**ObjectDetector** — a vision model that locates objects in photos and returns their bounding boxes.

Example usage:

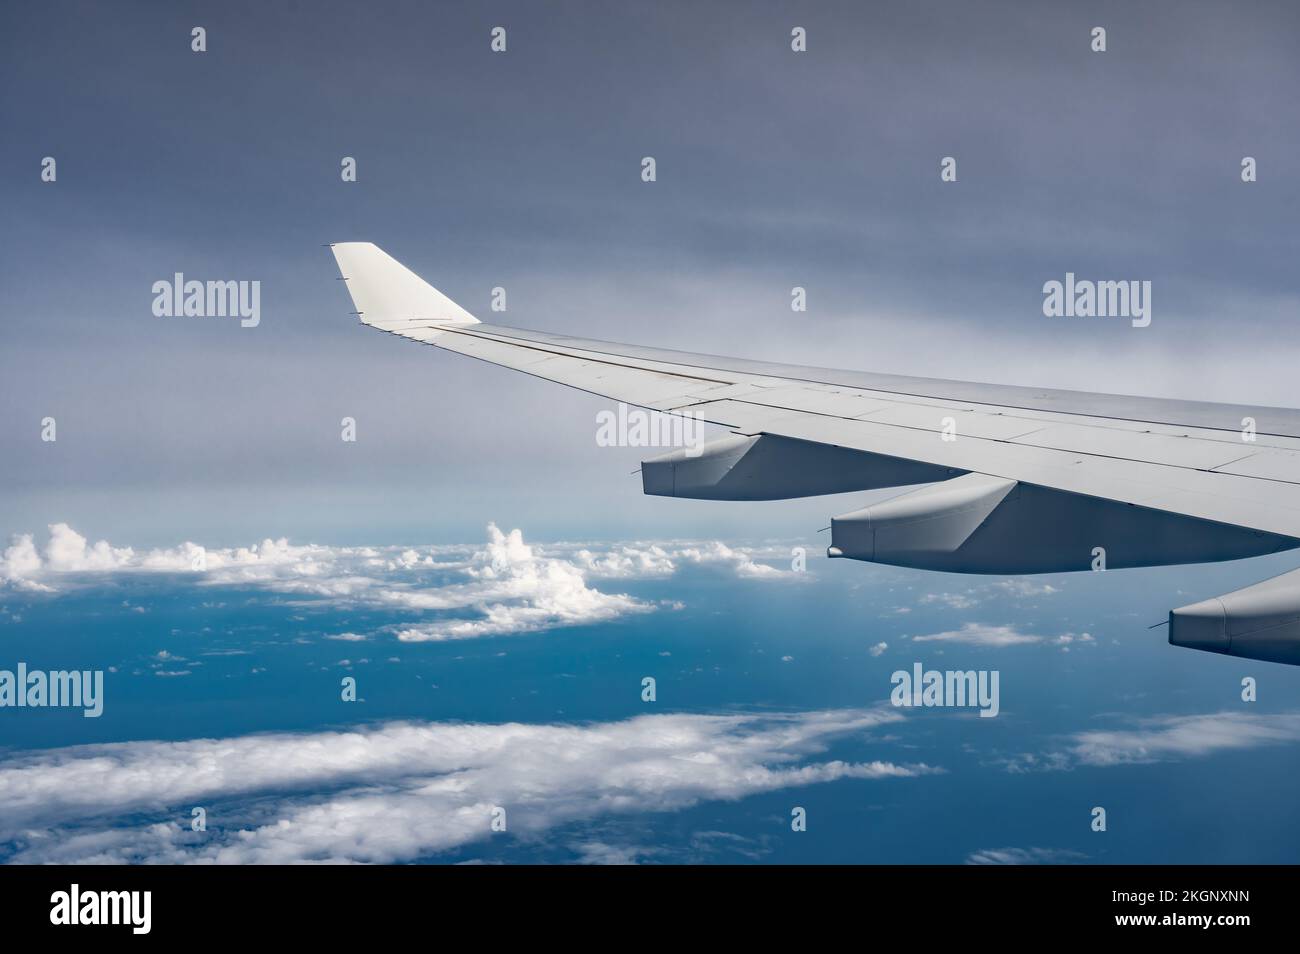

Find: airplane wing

[330,241,1300,665]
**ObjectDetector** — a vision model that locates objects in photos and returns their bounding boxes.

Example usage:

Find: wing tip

[328,241,480,329]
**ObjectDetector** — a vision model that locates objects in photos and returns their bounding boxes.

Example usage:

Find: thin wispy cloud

[1068,712,1300,767]
[965,847,1086,865]
[910,623,1093,650]
[912,623,1045,647]
[1001,711,1300,773]
[917,579,1061,612]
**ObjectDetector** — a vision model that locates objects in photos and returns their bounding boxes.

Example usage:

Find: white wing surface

[330,242,1300,664]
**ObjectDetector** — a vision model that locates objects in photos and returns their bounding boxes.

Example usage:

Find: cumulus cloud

[672,541,794,579]
[0,534,42,579]
[571,544,676,578]
[0,523,797,641]
[568,539,802,581]
[392,525,652,641]
[0,534,50,591]
[44,523,135,571]
[0,707,939,864]
[1,523,358,589]
[1,523,134,584]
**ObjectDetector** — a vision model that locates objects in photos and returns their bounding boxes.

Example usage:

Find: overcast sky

[2,0,1298,545]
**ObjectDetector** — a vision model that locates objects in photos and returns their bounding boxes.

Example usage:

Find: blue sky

[2,1,1300,864]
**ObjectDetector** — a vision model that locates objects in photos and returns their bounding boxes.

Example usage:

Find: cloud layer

[0,707,936,864]
[1,523,803,642]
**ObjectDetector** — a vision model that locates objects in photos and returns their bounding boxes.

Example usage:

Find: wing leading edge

[330,242,1300,665]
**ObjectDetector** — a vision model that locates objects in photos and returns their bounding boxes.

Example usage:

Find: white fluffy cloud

[0,534,47,590]
[0,707,939,864]
[1,523,135,585]
[0,533,42,578]
[571,544,677,578]
[44,523,134,571]
[565,539,803,581]
[393,525,651,641]
[0,523,800,641]
[671,541,794,579]
[1,523,350,585]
